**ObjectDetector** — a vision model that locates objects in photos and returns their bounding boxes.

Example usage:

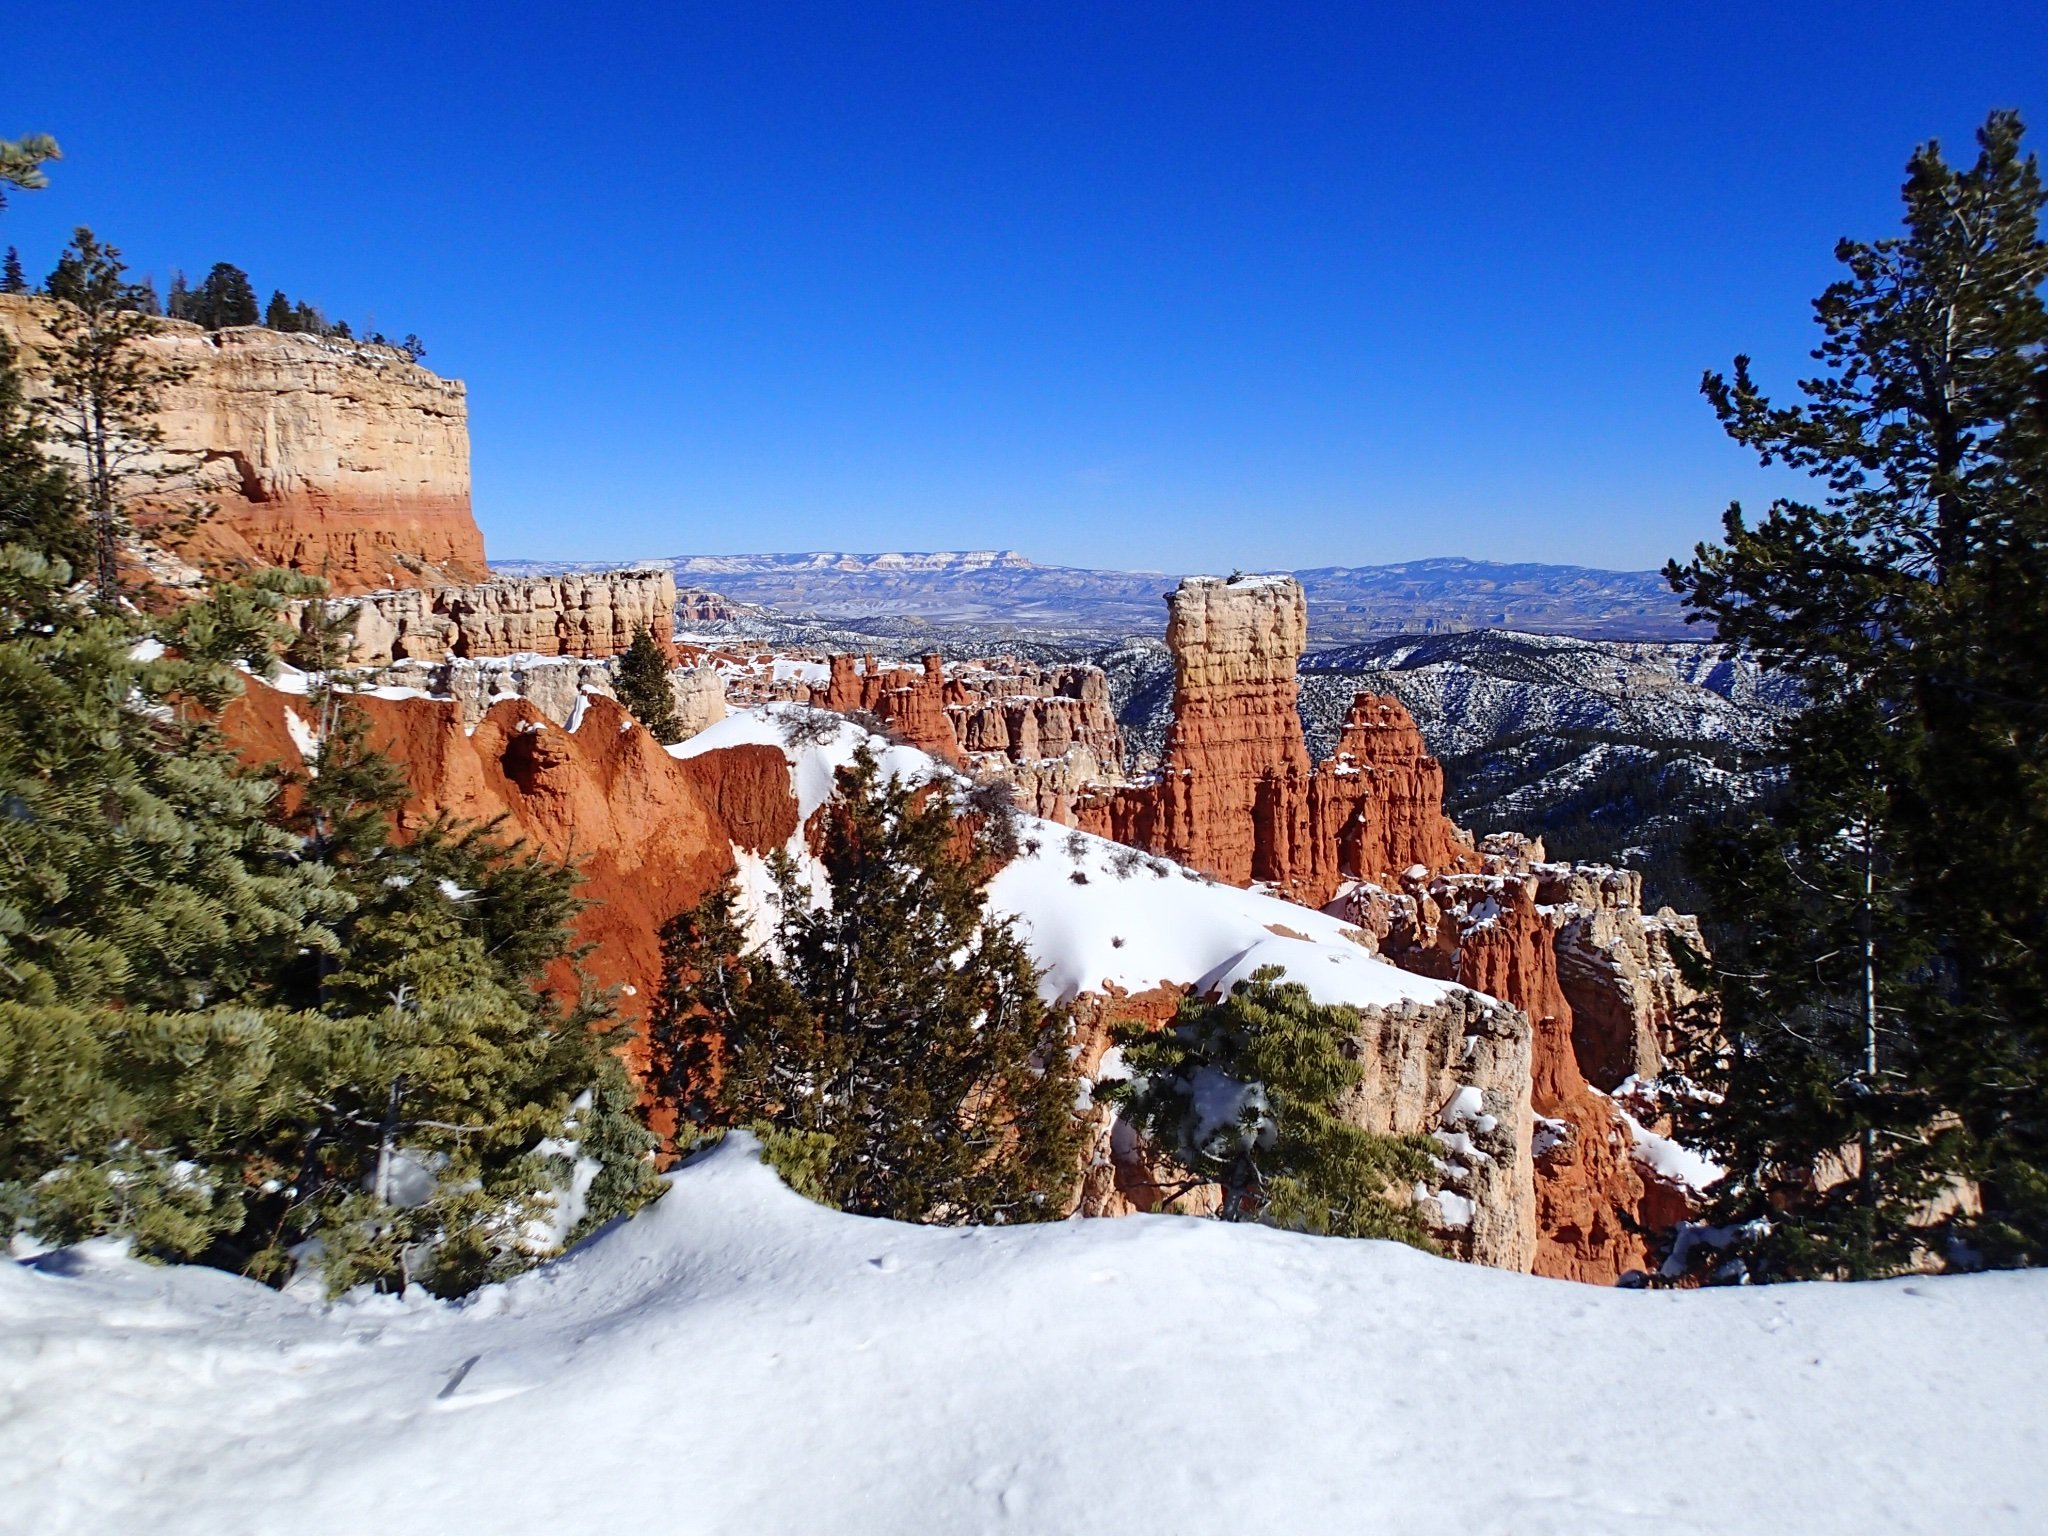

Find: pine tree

[2,247,26,293]
[40,227,198,603]
[0,131,59,210]
[1669,110,2048,1275]
[1100,967,1439,1246]
[193,262,259,329]
[651,743,1084,1222]
[0,336,88,578]
[1,353,658,1289]
[166,270,192,322]
[0,533,352,1263]
[265,288,292,330]
[612,623,682,741]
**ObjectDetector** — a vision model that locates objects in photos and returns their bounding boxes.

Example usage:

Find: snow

[281,705,321,765]
[3,1134,2040,1534]
[1617,1104,1726,1192]
[988,821,1459,1013]
[668,705,935,820]
[667,710,1463,1018]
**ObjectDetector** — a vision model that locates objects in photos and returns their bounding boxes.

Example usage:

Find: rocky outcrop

[675,587,750,623]
[817,654,963,764]
[944,659,1127,822]
[1076,577,1467,901]
[0,295,484,592]
[338,652,727,737]
[668,662,728,740]
[1343,990,1536,1270]
[944,659,1125,770]
[316,569,679,664]
[1541,863,1708,1091]
[1328,849,1698,1282]
[220,680,793,1058]
[1069,979,1536,1270]
[1299,693,1468,904]
[1146,575,1315,886]
[367,657,620,727]
[720,649,1130,816]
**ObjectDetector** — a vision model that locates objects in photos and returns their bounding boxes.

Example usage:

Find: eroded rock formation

[1075,576,1467,902]
[715,648,1129,820]
[1542,862,1708,1091]
[0,295,484,592]
[1146,575,1315,886]
[816,654,963,764]
[220,680,791,1054]
[346,653,727,736]
[1328,846,1698,1281]
[317,569,679,664]
[1071,574,1710,1283]
[1067,980,1536,1270]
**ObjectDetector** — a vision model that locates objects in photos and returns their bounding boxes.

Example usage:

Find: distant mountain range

[492,551,1697,642]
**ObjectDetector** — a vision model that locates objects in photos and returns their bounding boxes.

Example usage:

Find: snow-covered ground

[4,1136,2039,1535]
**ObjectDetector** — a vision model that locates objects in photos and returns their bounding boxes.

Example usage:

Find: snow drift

[3,1136,2039,1535]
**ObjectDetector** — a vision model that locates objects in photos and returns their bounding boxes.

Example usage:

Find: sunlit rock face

[0,294,484,592]
[318,569,680,664]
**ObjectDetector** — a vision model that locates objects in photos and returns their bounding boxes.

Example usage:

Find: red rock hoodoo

[1075,575,1465,904]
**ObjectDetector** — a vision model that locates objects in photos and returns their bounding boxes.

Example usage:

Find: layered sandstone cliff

[0,294,484,592]
[353,653,726,735]
[1148,575,1315,885]
[318,569,679,664]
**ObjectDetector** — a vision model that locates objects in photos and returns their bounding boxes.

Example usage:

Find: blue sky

[5,3,2044,572]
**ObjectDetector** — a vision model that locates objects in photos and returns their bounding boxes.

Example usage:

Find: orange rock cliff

[0,293,485,592]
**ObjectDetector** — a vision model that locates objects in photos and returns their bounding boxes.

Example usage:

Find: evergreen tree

[1669,110,2048,1275]
[193,262,259,329]
[1100,967,1439,1246]
[651,744,1084,1222]
[0,336,88,578]
[0,131,59,210]
[262,708,659,1293]
[166,269,193,322]
[40,227,197,602]
[129,275,162,316]
[613,623,682,741]
[264,288,293,330]
[2,247,25,293]
[0,365,658,1289]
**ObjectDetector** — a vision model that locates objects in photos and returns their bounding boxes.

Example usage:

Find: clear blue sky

[5,3,2044,572]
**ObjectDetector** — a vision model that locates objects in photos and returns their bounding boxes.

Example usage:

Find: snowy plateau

[3,1136,2042,1536]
